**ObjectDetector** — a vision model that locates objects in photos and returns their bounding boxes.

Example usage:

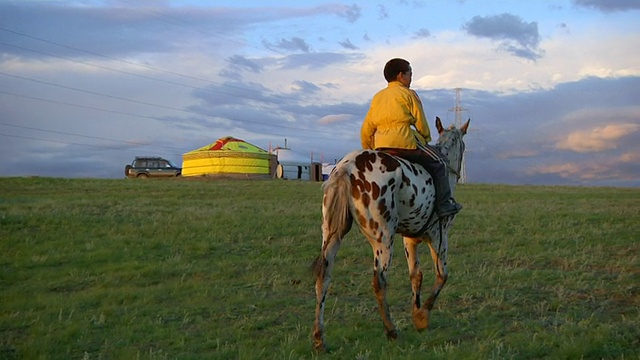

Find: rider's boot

[434,175,462,218]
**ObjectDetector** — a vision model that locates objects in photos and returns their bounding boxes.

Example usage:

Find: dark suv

[125,157,181,178]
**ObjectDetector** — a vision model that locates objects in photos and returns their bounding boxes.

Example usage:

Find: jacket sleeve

[361,111,375,149]
[410,90,431,144]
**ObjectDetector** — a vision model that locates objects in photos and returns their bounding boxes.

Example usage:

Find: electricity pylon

[449,88,468,183]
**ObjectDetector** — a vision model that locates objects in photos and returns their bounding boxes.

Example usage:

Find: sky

[1,0,639,187]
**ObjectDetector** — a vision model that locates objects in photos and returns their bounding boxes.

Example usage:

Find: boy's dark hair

[383,58,411,82]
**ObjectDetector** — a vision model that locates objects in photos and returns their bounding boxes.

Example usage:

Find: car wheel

[137,173,149,179]
[125,165,132,176]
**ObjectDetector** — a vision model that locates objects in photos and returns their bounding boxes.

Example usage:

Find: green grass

[1,178,638,359]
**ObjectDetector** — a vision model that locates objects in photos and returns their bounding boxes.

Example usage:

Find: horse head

[435,117,470,186]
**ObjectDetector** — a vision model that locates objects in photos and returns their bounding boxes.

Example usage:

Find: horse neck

[443,138,462,196]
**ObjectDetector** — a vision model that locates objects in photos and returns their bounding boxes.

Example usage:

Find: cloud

[1,1,638,187]
[279,52,358,69]
[0,3,178,58]
[191,80,278,107]
[555,123,640,152]
[226,55,263,73]
[619,151,640,163]
[0,2,355,60]
[496,149,539,160]
[378,5,389,20]
[292,80,322,94]
[262,37,310,53]
[463,13,543,60]
[528,153,640,182]
[339,4,362,23]
[572,0,640,12]
[339,38,359,50]
[318,114,353,125]
[440,77,640,187]
[414,28,431,38]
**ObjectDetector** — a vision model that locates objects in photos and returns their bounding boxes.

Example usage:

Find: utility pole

[449,88,468,183]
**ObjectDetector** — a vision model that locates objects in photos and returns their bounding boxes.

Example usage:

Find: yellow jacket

[361,82,431,150]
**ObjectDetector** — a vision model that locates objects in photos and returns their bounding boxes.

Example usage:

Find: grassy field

[0,177,638,359]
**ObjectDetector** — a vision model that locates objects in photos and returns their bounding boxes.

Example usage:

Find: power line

[0,26,272,99]
[120,1,249,49]
[0,27,362,133]
[0,88,355,143]
[0,132,165,154]
[0,70,193,112]
[0,40,201,92]
[118,1,369,76]
[0,26,210,85]
[0,39,285,106]
[0,89,165,121]
[0,122,183,152]
[0,14,364,156]
[0,23,364,102]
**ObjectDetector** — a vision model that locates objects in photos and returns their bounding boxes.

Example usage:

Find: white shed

[272,147,322,181]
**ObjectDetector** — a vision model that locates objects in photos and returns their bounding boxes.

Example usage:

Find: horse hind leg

[313,171,354,351]
[313,207,353,351]
[367,231,398,340]
[312,225,350,351]
[403,236,428,331]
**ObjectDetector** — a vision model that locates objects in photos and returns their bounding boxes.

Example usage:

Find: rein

[448,166,461,180]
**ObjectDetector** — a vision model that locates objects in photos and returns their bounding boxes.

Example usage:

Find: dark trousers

[377,146,447,179]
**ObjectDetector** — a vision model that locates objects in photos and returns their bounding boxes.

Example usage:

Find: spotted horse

[312,117,470,351]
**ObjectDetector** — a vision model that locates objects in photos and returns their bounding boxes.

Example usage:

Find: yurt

[182,137,276,178]
[272,146,322,181]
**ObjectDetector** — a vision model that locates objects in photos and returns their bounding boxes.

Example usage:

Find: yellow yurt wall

[182,137,276,177]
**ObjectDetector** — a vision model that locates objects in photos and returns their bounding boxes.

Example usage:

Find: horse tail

[321,166,353,244]
[322,167,353,239]
[313,165,353,279]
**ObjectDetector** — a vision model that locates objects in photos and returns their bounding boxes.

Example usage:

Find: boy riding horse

[361,58,461,217]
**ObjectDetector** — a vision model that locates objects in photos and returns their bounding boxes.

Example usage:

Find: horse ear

[460,118,470,135]
[435,117,444,135]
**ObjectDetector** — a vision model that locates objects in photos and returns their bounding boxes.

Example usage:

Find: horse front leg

[423,230,449,328]
[370,238,397,340]
[403,236,428,331]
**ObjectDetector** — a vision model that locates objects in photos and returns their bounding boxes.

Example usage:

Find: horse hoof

[413,308,429,331]
[386,329,398,340]
[313,341,327,353]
